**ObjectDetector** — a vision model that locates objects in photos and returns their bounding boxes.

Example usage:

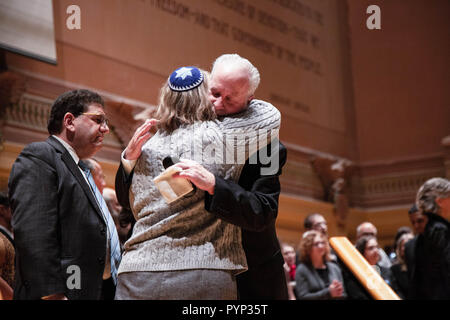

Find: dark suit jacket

[407,212,450,299]
[295,261,347,300]
[8,136,107,300]
[204,141,288,300]
[404,235,417,298]
[390,263,409,299]
[115,141,288,300]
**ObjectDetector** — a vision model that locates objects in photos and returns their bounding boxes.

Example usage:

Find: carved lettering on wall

[148,0,323,76]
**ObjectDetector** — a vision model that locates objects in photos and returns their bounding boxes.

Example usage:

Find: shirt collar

[52,135,80,165]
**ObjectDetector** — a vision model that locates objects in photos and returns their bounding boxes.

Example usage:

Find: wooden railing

[330,236,400,300]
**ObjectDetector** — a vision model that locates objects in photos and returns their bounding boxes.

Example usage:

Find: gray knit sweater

[118,99,281,275]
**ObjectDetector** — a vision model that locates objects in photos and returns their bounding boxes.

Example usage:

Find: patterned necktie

[78,160,121,285]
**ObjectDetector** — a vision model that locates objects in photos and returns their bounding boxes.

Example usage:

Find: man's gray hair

[212,53,260,97]
[416,177,450,214]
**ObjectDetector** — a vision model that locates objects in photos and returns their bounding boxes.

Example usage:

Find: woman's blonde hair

[297,230,331,265]
[155,68,216,133]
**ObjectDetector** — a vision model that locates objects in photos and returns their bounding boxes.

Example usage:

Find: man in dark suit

[8,89,120,300]
[204,141,288,299]
[115,54,288,299]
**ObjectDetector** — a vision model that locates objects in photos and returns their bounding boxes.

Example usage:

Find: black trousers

[237,260,288,300]
[101,277,116,300]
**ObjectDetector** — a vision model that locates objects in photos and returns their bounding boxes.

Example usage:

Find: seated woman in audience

[295,230,346,300]
[390,232,414,299]
[281,242,298,300]
[355,235,400,295]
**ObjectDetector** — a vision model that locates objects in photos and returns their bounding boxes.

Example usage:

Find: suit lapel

[46,136,105,222]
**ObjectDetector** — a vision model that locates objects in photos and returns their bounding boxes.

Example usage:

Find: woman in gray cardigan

[295,230,347,300]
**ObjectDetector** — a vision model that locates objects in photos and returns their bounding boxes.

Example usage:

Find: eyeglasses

[81,112,109,127]
[313,241,327,247]
[360,232,376,237]
[312,221,327,228]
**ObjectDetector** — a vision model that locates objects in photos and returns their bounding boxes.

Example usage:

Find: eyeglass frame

[80,112,110,127]
[312,240,327,247]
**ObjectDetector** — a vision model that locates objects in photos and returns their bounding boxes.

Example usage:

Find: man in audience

[300,213,338,262]
[407,204,428,235]
[304,213,329,236]
[404,203,428,294]
[356,222,392,268]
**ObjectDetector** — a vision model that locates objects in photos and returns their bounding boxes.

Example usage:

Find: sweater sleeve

[212,100,281,162]
[217,99,281,132]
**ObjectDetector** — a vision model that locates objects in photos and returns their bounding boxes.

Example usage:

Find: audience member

[103,188,121,220]
[403,203,427,290]
[355,235,399,293]
[390,232,414,299]
[295,230,346,300]
[304,213,328,236]
[103,187,131,249]
[85,157,131,250]
[281,242,297,300]
[408,177,450,299]
[0,192,13,244]
[356,222,392,268]
[85,158,107,194]
[118,207,135,243]
[8,89,120,300]
[393,226,413,249]
[300,213,338,263]
[408,204,428,235]
[389,226,413,262]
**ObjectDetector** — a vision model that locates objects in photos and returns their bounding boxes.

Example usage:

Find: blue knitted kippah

[168,66,204,92]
